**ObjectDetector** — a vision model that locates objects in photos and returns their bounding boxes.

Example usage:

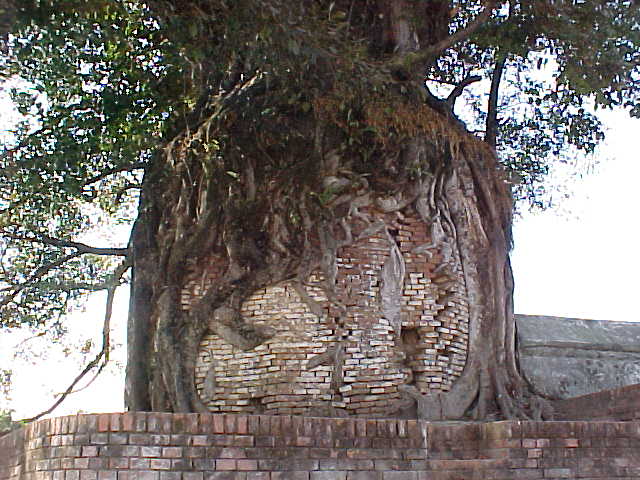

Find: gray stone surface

[515,314,640,399]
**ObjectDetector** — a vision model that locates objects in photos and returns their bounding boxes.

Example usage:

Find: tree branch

[486,54,507,149]
[446,74,482,109]
[2,231,129,256]
[82,162,147,187]
[0,252,82,307]
[392,1,497,77]
[19,259,130,423]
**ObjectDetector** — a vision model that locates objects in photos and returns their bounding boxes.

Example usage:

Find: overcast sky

[512,109,640,322]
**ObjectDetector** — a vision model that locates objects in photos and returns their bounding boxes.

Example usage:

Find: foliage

[0,409,13,433]
[1,1,187,330]
[433,0,639,204]
[0,369,15,432]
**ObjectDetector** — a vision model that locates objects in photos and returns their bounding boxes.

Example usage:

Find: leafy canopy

[1,0,639,333]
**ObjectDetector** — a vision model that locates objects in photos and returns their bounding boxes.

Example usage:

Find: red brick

[271,473,310,480]
[98,414,111,433]
[236,416,248,435]
[110,414,121,432]
[215,459,236,470]
[219,447,246,459]
[246,474,270,480]
[527,449,542,458]
[130,458,151,469]
[213,415,225,434]
[162,447,183,458]
[81,446,98,457]
[224,415,237,434]
[150,458,172,470]
[237,459,258,471]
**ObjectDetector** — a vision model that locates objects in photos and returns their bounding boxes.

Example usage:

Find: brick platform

[2,413,640,479]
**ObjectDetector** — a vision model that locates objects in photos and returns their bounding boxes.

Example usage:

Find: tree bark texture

[124,0,545,420]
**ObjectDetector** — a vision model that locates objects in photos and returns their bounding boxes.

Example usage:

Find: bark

[124,0,543,420]
[486,54,507,149]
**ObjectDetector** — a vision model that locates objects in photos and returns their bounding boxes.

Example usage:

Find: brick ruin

[181,210,470,417]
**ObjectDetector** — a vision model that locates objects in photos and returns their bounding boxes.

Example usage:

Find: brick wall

[554,383,640,421]
[183,211,471,417]
[2,412,640,479]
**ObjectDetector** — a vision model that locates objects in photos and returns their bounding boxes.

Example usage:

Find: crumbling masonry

[181,210,470,416]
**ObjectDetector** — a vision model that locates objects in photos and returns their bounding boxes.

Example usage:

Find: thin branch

[19,259,130,423]
[392,0,497,77]
[2,231,129,256]
[82,162,147,187]
[446,74,482,109]
[486,54,507,149]
[11,332,47,358]
[56,279,129,292]
[0,252,82,307]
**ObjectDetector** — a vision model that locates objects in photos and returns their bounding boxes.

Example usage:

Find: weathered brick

[130,434,152,445]
[159,473,182,480]
[162,447,184,458]
[204,473,248,480]
[192,435,210,447]
[183,473,204,480]
[150,458,172,470]
[141,446,163,457]
[311,472,347,480]
[348,473,382,480]
[90,434,110,445]
[130,458,151,469]
[185,446,207,458]
[88,457,108,470]
[236,460,258,471]
[73,458,89,469]
[245,473,270,480]
[219,447,246,459]
[132,472,160,480]
[216,459,236,470]
[97,473,117,480]
[170,434,190,446]
[80,446,98,457]
[258,459,319,471]
[98,414,111,432]
[192,458,217,471]
[213,416,225,434]
[108,457,128,469]
[152,434,172,446]
[382,473,417,480]
[270,473,309,480]
[109,433,128,445]
[79,471,97,480]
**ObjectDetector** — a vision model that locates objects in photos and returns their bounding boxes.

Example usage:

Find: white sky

[512,109,640,322]
[2,104,639,419]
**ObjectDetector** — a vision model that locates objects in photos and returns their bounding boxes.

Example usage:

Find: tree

[1,0,638,420]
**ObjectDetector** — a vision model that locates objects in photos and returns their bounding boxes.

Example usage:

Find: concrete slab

[515,314,640,399]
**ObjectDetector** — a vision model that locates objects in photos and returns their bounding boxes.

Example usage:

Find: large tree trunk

[124,0,545,420]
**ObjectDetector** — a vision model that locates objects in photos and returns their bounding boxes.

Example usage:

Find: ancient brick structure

[181,211,470,416]
[3,412,640,480]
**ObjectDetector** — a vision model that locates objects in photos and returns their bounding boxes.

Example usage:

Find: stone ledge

[516,314,640,398]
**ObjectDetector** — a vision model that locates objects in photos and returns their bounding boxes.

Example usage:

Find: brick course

[2,413,640,480]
